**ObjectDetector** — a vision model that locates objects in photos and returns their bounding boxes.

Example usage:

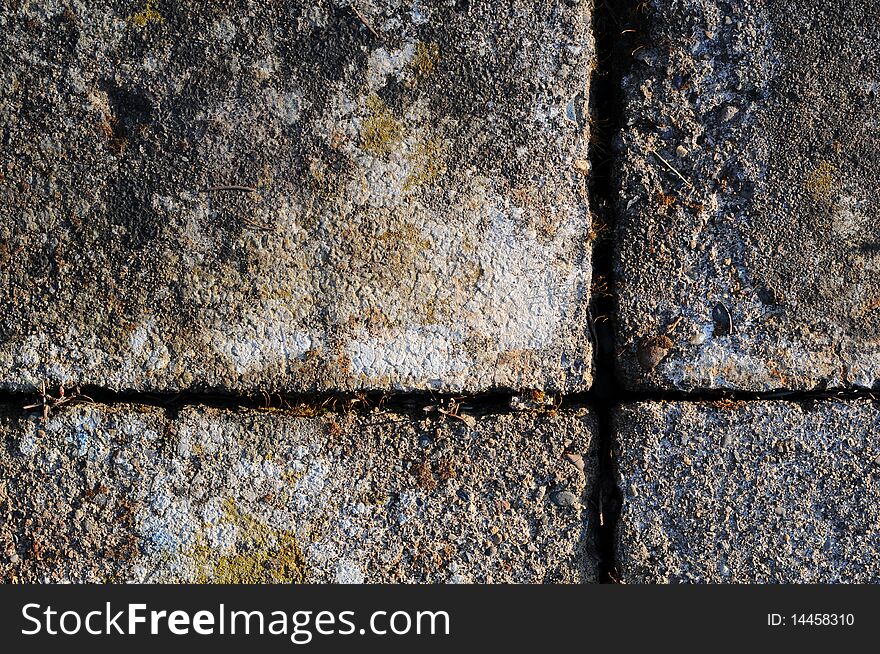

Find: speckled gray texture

[614,400,880,583]
[0,403,598,583]
[0,1,594,394]
[614,0,880,391]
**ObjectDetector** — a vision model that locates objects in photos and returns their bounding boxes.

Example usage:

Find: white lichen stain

[346,326,472,388]
[267,87,304,125]
[335,559,365,584]
[466,192,583,352]
[831,196,866,240]
[129,317,171,373]
[365,44,417,91]
[661,334,849,392]
[410,3,430,25]
[212,300,314,376]
[213,16,236,43]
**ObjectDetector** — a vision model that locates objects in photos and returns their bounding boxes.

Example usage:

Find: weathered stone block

[0,404,598,583]
[0,1,594,393]
[615,401,880,582]
[615,0,880,391]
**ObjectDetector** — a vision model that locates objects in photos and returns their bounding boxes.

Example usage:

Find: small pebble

[637,335,674,371]
[564,452,585,472]
[551,490,578,507]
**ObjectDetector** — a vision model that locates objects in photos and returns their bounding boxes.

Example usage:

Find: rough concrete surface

[615,400,880,583]
[614,0,880,391]
[0,1,594,394]
[0,403,598,583]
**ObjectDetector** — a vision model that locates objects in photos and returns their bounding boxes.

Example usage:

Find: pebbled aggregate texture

[0,0,594,394]
[0,403,598,583]
[615,400,880,583]
[614,0,880,391]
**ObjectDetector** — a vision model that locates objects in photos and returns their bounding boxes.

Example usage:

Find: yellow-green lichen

[378,222,431,251]
[422,298,438,324]
[361,487,387,506]
[190,498,307,584]
[361,95,403,156]
[411,41,440,78]
[404,138,447,190]
[282,465,307,487]
[127,0,164,28]
[806,160,837,202]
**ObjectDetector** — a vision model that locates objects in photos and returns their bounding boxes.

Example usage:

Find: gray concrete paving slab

[0,1,594,393]
[615,0,880,391]
[0,403,598,583]
[615,400,880,582]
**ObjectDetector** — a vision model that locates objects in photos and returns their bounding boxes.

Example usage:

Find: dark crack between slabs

[0,387,522,421]
[585,0,639,584]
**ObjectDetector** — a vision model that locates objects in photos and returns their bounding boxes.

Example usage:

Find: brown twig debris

[351,4,380,39]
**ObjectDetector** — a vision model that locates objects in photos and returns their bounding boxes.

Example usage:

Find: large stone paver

[0,404,597,583]
[0,2,594,393]
[615,1,880,391]
[614,400,880,582]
